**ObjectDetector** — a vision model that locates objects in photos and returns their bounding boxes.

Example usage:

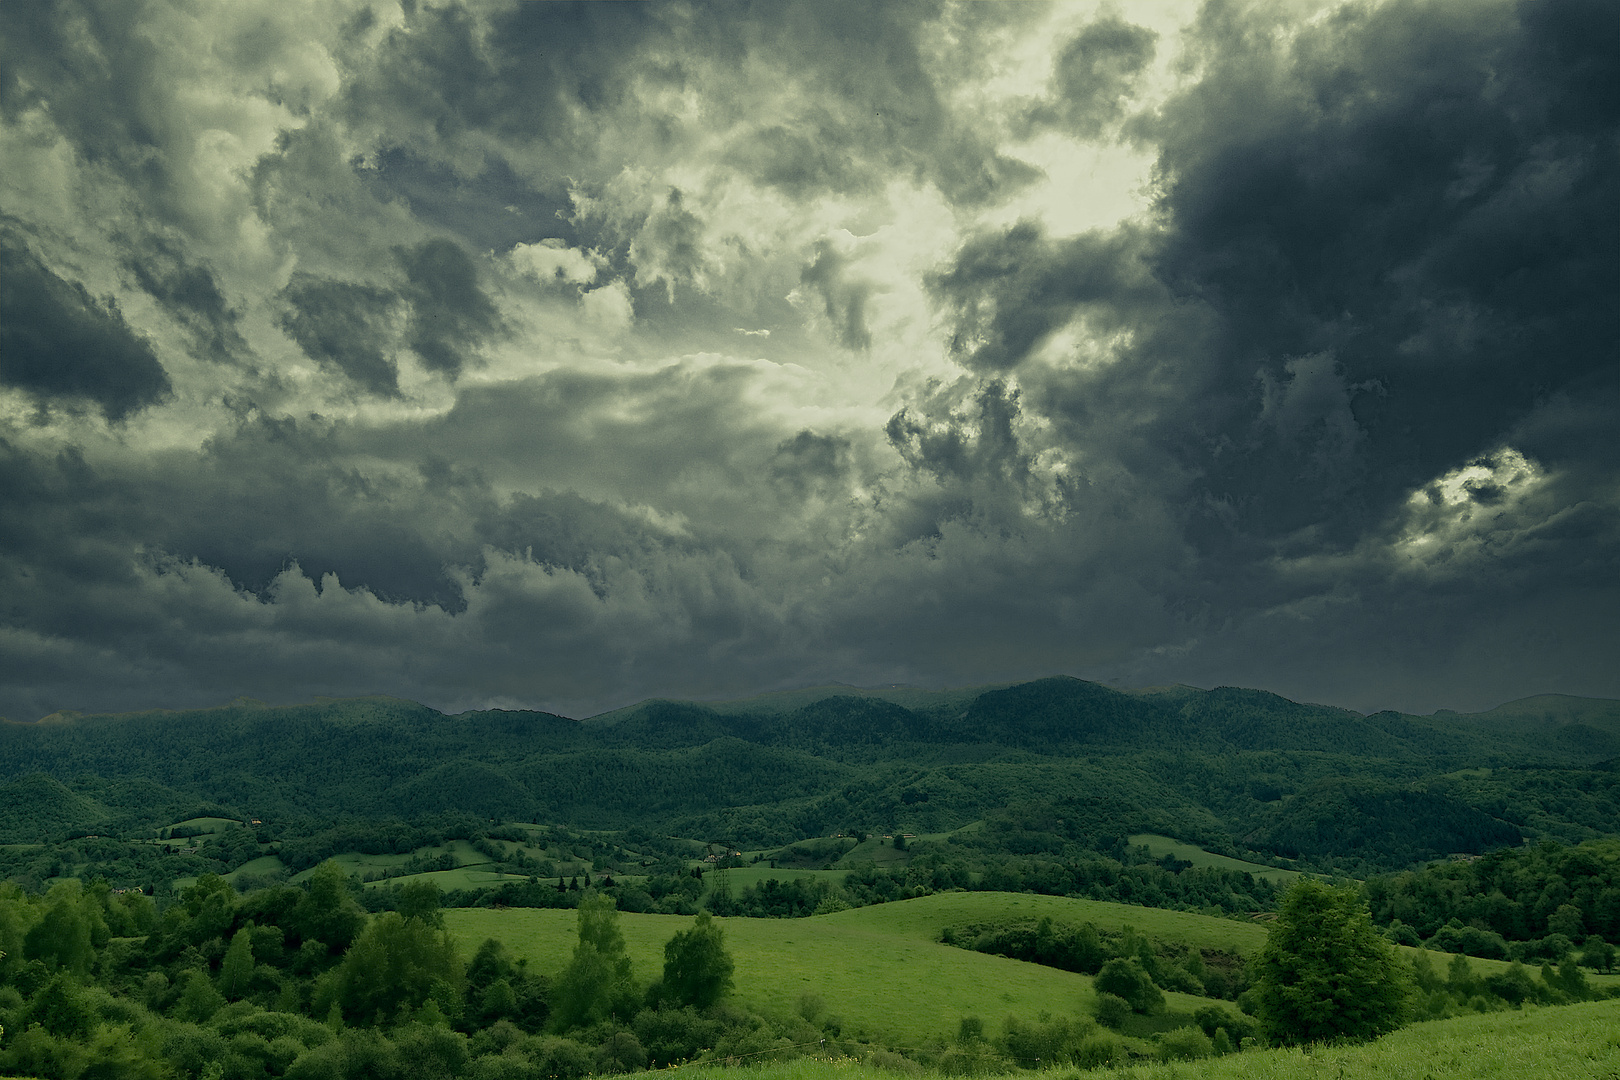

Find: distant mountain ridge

[3,677,1617,868]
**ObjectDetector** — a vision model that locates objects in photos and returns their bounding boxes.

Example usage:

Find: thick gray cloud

[0,0,1615,722]
[0,232,172,419]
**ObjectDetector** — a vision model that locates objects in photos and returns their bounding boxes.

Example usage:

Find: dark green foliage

[219,926,255,1000]
[1092,992,1130,1029]
[6,680,1619,875]
[1251,879,1412,1044]
[549,894,639,1031]
[1245,779,1523,866]
[999,1013,1103,1067]
[1367,838,1620,951]
[24,880,103,974]
[24,973,97,1038]
[290,861,366,953]
[1094,957,1164,1014]
[658,911,734,1009]
[319,911,464,1025]
[1581,935,1616,972]
[1158,1025,1215,1061]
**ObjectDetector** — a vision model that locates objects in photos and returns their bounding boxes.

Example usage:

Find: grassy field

[444,890,1620,1047]
[224,854,287,883]
[444,893,1250,1045]
[665,998,1620,1079]
[1128,834,1302,885]
[288,838,491,883]
[833,839,913,869]
[167,816,242,834]
[710,866,847,890]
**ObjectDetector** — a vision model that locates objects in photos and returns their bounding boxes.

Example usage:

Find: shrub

[593,1030,648,1074]
[1159,1026,1214,1061]
[1094,958,1163,1014]
[1072,1031,1123,1068]
[1093,992,1131,1029]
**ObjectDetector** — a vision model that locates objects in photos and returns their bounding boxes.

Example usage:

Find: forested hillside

[3,679,1618,876]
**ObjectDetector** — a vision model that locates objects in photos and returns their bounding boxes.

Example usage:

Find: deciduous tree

[1251,879,1411,1044]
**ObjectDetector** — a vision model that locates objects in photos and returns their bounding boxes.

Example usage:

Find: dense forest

[3,680,1619,877]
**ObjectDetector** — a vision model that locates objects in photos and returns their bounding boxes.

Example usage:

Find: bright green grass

[667,999,1620,1079]
[834,839,911,869]
[167,816,241,834]
[367,866,532,890]
[444,895,1227,1045]
[1128,834,1302,885]
[710,866,847,890]
[224,854,286,883]
[289,839,493,883]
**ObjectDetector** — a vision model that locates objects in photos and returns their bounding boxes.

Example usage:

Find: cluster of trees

[944,917,1249,1001]
[1367,838,1620,966]
[0,866,817,1079]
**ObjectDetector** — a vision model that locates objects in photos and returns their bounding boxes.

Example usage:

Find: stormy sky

[1,0,1616,722]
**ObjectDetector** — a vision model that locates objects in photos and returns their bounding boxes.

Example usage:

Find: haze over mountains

[5,678,1618,872]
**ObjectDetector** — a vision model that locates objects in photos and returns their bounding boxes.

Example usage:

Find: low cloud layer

[0,0,1615,721]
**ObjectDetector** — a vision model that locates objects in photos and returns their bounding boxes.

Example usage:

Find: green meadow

[446,892,1254,1046]
[709,866,847,890]
[1127,834,1303,885]
[445,890,1620,1049]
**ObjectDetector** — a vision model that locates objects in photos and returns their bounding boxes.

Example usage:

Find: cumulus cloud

[0,0,1615,721]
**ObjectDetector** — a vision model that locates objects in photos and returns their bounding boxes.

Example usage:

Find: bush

[1427,923,1509,960]
[593,1030,648,1074]
[1092,992,1131,1029]
[1072,1031,1123,1068]
[1159,1026,1214,1061]
[1094,958,1163,1014]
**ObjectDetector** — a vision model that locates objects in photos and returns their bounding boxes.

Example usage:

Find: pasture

[1128,834,1302,885]
[444,892,1242,1045]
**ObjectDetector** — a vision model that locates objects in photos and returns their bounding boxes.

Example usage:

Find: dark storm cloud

[2,0,1616,723]
[345,0,1036,215]
[0,360,861,719]
[1141,0,1620,532]
[367,149,577,252]
[931,0,1620,544]
[902,0,1620,709]
[121,234,249,362]
[1029,12,1158,138]
[395,238,501,377]
[769,431,853,500]
[930,221,1163,373]
[0,232,172,420]
[278,274,403,396]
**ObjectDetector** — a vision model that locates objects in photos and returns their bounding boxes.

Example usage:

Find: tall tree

[551,893,639,1030]
[219,925,255,1000]
[1251,879,1412,1044]
[660,911,734,1009]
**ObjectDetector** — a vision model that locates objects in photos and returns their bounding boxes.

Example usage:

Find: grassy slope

[445,893,1260,1045]
[1128,833,1302,884]
[672,999,1620,1079]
